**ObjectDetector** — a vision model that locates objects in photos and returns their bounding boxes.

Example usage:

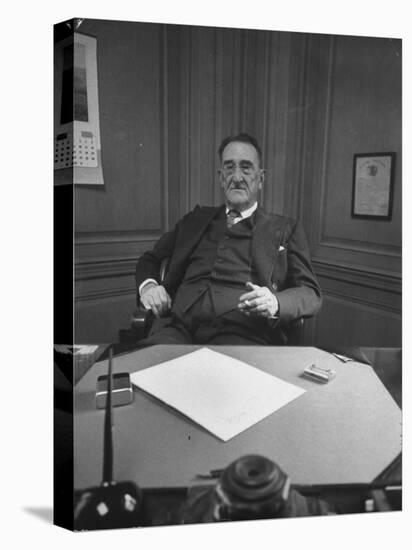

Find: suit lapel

[180,205,224,252]
[252,208,283,286]
[167,205,224,277]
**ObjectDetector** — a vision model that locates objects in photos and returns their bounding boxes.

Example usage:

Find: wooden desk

[74,345,401,491]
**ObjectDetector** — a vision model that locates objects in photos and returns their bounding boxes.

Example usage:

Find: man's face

[219,141,265,211]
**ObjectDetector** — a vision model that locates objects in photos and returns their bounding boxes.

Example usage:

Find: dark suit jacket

[135,205,322,325]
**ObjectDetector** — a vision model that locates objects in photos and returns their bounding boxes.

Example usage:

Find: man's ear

[259,169,266,188]
[218,169,224,186]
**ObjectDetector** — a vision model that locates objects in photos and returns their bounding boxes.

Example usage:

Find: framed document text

[351,153,395,220]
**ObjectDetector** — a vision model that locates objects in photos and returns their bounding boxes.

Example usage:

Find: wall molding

[188,27,201,209]
[180,27,191,216]
[320,287,401,314]
[76,231,157,263]
[213,29,223,206]
[318,236,401,257]
[75,230,162,244]
[317,36,335,247]
[289,35,308,221]
[315,292,402,324]
[76,257,136,280]
[314,258,401,315]
[311,291,401,347]
[260,31,270,199]
[314,258,401,291]
[75,285,136,303]
[160,25,170,232]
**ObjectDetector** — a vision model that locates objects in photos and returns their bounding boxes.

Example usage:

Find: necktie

[226,209,240,228]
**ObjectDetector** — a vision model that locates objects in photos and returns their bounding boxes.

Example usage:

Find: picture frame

[351,152,395,220]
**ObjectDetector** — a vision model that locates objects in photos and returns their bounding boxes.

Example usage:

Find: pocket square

[278,245,286,252]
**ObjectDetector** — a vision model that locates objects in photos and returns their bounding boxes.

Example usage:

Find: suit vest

[173,209,258,315]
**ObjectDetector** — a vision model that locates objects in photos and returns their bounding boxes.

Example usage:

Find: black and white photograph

[2,1,409,549]
[53,15,402,532]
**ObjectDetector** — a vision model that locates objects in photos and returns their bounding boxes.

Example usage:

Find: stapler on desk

[302,364,336,383]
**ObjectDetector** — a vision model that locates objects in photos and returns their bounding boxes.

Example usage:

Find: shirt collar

[225,202,258,219]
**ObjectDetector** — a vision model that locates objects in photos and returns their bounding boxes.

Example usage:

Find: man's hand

[238,282,279,318]
[140,283,172,317]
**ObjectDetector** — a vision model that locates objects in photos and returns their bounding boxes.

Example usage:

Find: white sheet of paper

[130,348,305,441]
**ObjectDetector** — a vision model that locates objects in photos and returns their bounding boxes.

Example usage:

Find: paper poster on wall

[54,32,104,185]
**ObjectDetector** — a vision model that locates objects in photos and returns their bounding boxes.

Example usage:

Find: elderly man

[135,133,321,345]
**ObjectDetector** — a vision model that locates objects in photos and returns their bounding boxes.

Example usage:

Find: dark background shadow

[23,507,53,524]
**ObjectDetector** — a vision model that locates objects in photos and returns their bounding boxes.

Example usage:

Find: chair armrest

[130,307,155,340]
[124,257,170,343]
[286,318,304,345]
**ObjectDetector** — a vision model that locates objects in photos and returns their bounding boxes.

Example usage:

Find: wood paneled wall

[74,22,307,342]
[75,20,169,341]
[165,26,306,222]
[73,20,401,346]
[300,35,402,346]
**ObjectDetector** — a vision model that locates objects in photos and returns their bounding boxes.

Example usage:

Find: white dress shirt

[225,202,258,224]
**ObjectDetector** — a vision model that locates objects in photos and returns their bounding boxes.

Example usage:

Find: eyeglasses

[221,161,255,177]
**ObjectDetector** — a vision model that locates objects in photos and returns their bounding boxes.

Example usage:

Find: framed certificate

[351,153,395,220]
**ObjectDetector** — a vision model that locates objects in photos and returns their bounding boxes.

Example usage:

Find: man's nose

[232,166,244,182]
